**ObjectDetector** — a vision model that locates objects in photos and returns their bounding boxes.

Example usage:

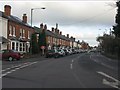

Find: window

[23,43,25,52]
[20,28,22,38]
[12,42,15,50]
[28,31,30,39]
[16,42,18,51]
[9,25,12,36]
[20,43,22,51]
[23,29,25,38]
[48,36,50,43]
[13,26,16,37]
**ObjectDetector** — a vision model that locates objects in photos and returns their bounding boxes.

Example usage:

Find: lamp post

[31,7,46,26]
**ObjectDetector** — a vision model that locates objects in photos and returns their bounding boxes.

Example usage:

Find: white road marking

[72,60,74,63]
[0,61,38,78]
[103,78,120,89]
[70,64,73,69]
[1,62,31,72]
[97,71,119,83]
[97,71,120,89]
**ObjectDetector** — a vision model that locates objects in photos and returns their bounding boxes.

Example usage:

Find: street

[1,52,119,88]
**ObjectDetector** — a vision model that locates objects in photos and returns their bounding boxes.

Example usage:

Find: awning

[0,36,9,43]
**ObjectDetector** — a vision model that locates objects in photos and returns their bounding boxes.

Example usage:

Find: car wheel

[54,54,58,58]
[8,56,13,61]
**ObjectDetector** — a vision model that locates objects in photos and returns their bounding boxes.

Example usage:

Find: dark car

[0,49,23,61]
[46,50,56,58]
[46,49,61,58]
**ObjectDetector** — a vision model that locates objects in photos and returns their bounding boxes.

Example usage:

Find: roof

[0,11,33,29]
[0,36,9,43]
[33,27,72,41]
[34,26,41,33]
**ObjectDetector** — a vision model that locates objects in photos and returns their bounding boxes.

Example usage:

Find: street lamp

[31,7,46,26]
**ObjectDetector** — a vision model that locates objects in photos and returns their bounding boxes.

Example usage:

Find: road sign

[41,46,45,49]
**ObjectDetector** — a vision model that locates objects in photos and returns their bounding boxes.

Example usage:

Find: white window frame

[28,31,30,39]
[9,25,12,36]
[19,42,23,52]
[13,26,16,37]
[23,29,25,38]
[20,28,23,38]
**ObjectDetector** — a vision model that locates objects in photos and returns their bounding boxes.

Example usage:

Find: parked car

[0,49,23,61]
[57,49,66,56]
[63,49,69,55]
[46,50,56,58]
[46,49,62,58]
[68,49,73,55]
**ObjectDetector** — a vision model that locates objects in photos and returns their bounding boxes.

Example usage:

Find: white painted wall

[0,16,8,38]
[73,42,77,48]
[70,41,72,48]
[0,16,8,50]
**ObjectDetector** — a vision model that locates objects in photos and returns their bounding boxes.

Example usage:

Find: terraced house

[0,5,34,53]
[34,23,79,51]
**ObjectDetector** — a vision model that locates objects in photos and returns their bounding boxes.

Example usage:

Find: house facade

[1,5,35,53]
[0,11,8,50]
[34,23,78,51]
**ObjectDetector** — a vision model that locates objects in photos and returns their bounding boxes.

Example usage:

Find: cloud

[0,1,116,46]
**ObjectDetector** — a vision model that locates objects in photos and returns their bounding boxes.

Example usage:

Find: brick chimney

[44,24,47,30]
[4,5,11,16]
[52,27,54,33]
[22,14,27,23]
[57,30,59,34]
[55,29,57,33]
[67,34,69,38]
[60,31,62,35]
[40,23,43,29]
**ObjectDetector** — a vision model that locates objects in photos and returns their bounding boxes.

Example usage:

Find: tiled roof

[33,26,71,41]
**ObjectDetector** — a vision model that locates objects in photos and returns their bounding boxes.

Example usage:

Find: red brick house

[3,5,34,53]
[34,23,71,50]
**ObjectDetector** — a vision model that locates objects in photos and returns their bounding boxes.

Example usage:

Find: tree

[113,1,120,37]
[31,33,39,54]
[39,30,46,47]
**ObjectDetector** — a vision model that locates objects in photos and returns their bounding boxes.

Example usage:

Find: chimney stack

[60,31,62,35]
[52,27,54,33]
[57,30,59,34]
[44,24,47,30]
[40,23,43,29]
[4,5,11,16]
[55,29,57,33]
[22,14,27,23]
[67,34,69,38]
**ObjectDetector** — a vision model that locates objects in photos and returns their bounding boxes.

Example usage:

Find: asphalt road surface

[1,52,119,88]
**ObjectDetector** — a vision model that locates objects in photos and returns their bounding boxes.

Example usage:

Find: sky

[0,0,117,46]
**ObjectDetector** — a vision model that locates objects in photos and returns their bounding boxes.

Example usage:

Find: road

[1,52,119,88]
